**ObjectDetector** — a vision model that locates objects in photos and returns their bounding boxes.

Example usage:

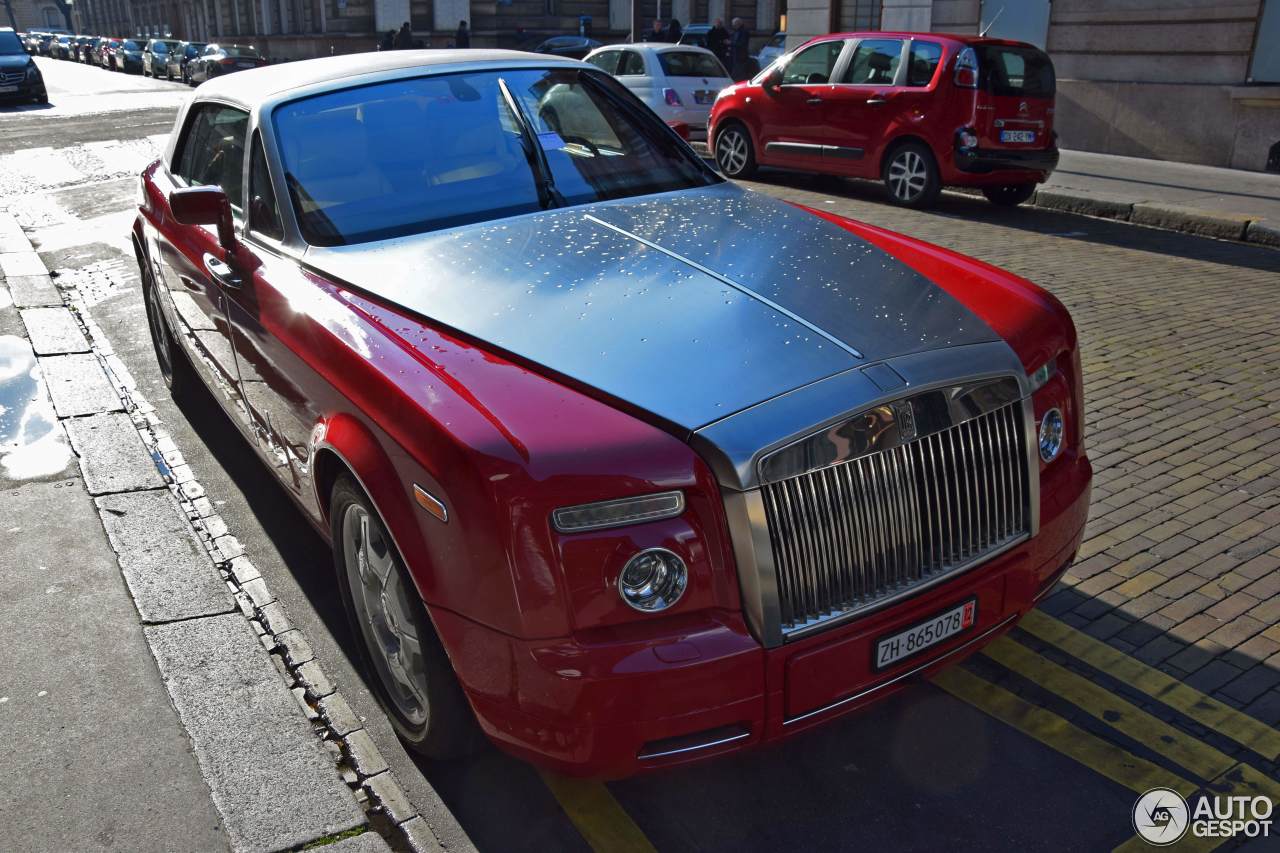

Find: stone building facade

[787,0,1280,171]
[4,0,71,31]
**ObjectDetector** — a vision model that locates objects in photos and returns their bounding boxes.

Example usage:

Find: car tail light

[954,47,978,88]
[220,58,236,65]
[663,87,683,107]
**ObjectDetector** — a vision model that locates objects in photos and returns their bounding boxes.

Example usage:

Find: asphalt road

[5,57,1277,853]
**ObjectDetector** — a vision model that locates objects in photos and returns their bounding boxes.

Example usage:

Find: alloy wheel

[144,277,175,385]
[717,129,749,176]
[341,503,431,727]
[888,149,928,203]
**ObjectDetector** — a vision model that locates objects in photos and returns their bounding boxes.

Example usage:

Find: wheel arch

[878,133,938,177]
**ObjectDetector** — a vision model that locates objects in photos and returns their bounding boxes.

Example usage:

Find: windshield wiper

[496,77,564,211]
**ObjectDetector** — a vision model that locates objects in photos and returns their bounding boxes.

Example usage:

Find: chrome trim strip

[582,214,865,360]
[551,490,685,533]
[1023,395,1042,536]
[722,488,783,647]
[765,141,826,155]
[783,613,1020,726]
[636,730,751,760]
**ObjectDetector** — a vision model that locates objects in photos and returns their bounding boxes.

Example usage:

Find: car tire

[882,141,942,208]
[982,183,1037,207]
[715,122,757,179]
[140,259,195,400]
[330,475,484,760]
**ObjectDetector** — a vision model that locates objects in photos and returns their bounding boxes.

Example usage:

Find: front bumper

[954,144,1059,176]
[0,76,46,102]
[435,450,1091,778]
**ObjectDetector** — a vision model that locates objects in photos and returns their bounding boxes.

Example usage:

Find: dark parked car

[526,35,601,59]
[0,28,47,104]
[113,39,144,72]
[143,38,181,77]
[49,34,74,60]
[165,40,207,82]
[677,23,712,48]
[133,51,1088,778]
[78,36,101,63]
[186,43,266,84]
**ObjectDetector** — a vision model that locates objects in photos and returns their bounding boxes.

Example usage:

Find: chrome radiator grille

[761,400,1030,636]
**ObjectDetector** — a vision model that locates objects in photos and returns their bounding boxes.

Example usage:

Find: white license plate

[875,599,977,670]
[1000,130,1036,144]
[0,85,18,94]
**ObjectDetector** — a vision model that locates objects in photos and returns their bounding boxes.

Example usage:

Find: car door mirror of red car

[170,186,237,252]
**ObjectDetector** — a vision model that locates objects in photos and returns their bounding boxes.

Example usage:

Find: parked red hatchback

[709,32,1058,207]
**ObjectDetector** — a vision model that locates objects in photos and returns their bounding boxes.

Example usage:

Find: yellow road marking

[1021,610,1280,761]
[984,637,1238,781]
[932,666,1198,798]
[540,772,658,853]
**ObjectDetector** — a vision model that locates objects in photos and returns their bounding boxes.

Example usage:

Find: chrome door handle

[203,252,241,289]
[866,98,888,106]
[806,97,823,105]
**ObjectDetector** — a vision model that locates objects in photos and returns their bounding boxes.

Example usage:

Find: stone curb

[3,212,456,853]
[1027,189,1276,249]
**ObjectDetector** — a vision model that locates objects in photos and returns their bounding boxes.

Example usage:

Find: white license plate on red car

[1000,130,1036,143]
[874,599,977,670]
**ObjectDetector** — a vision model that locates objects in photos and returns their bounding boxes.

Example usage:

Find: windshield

[186,43,206,56]
[977,45,1055,98]
[122,40,141,50]
[658,50,729,78]
[0,31,23,54]
[223,46,261,58]
[152,41,177,52]
[274,68,716,246]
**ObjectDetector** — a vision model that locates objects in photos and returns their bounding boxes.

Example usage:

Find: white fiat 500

[584,43,731,139]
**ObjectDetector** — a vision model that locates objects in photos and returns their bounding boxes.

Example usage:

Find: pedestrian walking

[729,17,751,80]
[707,18,729,66]
[393,21,413,50]
[455,20,470,48]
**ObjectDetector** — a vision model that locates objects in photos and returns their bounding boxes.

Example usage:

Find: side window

[617,51,645,76]
[174,104,250,213]
[905,41,943,87]
[781,41,844,85]
[841,39,904,85]
[585,50,619,74]
[248,135,283,241]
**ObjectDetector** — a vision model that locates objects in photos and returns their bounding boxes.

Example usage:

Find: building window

[1251,0,1280,82]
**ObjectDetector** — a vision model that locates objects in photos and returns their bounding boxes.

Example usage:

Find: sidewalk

[1035,150,1280,247]
[0,213,441,852]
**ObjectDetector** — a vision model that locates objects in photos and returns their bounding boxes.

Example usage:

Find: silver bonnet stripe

[583,214,865,360]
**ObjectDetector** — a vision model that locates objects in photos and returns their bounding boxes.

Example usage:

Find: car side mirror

[762,66,783,91]
[170,186,236,252]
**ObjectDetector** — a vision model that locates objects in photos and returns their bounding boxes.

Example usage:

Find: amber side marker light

[413,484,448,523]
[552,491,685,534]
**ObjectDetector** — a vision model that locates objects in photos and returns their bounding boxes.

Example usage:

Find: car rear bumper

[953,144,1059,177]
[435,451,1092,779]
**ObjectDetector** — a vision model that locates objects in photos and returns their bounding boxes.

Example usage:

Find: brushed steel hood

[305,183,1002,463]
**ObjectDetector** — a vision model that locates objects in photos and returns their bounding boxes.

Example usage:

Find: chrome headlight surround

[1038,407,1065,463]
[551,490,685,534]
[617,548,688,612]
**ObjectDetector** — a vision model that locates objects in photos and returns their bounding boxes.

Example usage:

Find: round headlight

[1039,407,1064,463]
[617,548,687,613]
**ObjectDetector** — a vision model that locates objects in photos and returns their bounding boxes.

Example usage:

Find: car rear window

[0,31,22,54]
[122,40,140,49]
[223,46,261,58]
[977,45,1054,98]
[658,50,728,78]
[273,68,716,246]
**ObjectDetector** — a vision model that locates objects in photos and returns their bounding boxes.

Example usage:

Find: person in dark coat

[378,30,394,51]
[393,22,413,50]
[667,18,683,43]
[729,17,751,80]
[706,18,729,66]
[455,20,470,48]
[644,19,665,42]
